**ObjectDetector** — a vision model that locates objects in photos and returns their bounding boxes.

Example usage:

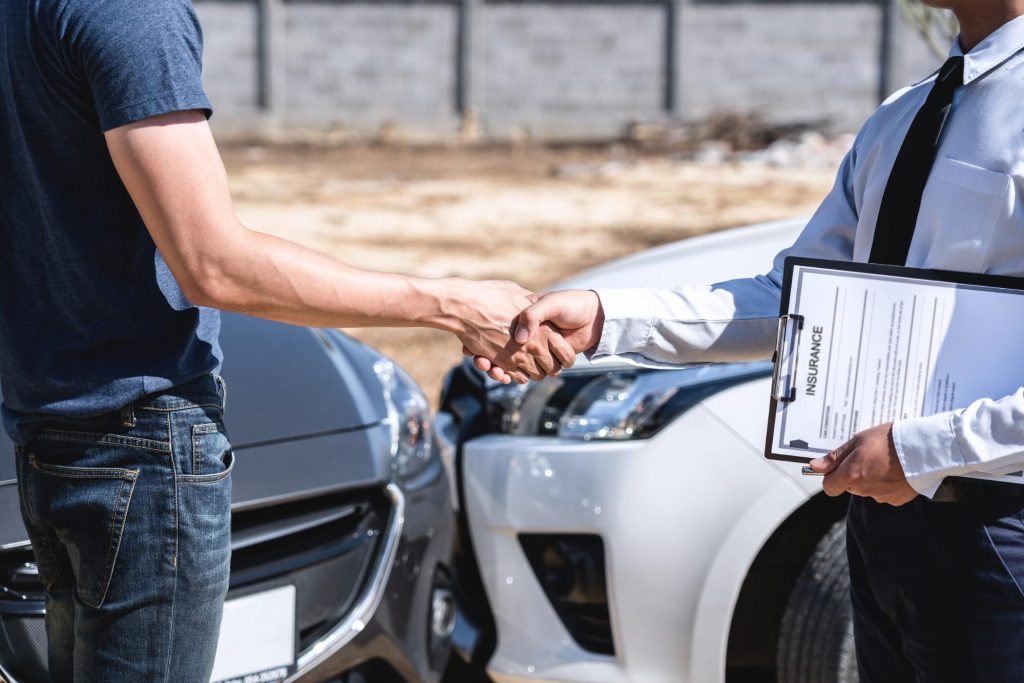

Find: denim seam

[138,401,223,413]
[29,456,140,481]
[37,428,171,454]
[88,475,137,609]
[164,411,179,683]
[178,450,234,484]
[191,422,219,476]
[167,413,179,569]
[20,460,64,590]
[36,535,63,593]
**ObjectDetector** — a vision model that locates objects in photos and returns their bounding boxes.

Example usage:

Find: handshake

[445,280,606,384]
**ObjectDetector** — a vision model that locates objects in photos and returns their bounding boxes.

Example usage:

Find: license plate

[210,585,297,683]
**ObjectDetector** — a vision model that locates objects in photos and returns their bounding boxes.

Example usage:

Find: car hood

[554,217,805,373]
[214,313,389,447]
[0,314,392,548]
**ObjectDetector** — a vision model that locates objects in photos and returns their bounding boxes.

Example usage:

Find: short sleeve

[64,0,212,132]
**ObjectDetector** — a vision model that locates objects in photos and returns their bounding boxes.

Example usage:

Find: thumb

[809,442,851,474]
[513,295,560,344]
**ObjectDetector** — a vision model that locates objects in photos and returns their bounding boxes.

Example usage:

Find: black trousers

[848,488,1024,683]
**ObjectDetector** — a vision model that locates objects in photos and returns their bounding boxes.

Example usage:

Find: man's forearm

[105,110,567,383]
[189,225,469,333]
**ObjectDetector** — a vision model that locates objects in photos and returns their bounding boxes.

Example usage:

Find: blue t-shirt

[0,0,222,443]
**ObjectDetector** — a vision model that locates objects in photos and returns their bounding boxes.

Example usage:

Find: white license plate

[210,585,297,683]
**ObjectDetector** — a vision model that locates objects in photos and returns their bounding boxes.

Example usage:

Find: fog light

[431,587,456,640]
[519,533,614,655]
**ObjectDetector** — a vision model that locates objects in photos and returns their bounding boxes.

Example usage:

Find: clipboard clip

[771,313,804,403]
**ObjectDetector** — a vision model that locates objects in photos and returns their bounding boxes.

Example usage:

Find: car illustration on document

[437,219,857,683]
[0,314,456,683]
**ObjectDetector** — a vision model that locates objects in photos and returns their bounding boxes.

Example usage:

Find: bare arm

[106,110,574,380]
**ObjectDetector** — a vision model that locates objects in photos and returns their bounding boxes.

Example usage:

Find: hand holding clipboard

[766,257,1024,486]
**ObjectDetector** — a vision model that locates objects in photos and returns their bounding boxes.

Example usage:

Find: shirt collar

[949,14,1024,84]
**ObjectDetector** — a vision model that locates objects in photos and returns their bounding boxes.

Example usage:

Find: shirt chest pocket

[913,156,1014,272]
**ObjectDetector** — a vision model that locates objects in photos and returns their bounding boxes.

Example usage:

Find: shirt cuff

[589,288,653,359]
[891,411,969,498]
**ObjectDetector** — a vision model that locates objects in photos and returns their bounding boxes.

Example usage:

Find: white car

[437,219,858,683]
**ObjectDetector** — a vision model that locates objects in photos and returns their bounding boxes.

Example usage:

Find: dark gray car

[0,313,455,683]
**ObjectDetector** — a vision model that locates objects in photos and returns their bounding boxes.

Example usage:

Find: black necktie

[869,56,965,265]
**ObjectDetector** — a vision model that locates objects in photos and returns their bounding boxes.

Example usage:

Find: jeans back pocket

[27,455,138,608]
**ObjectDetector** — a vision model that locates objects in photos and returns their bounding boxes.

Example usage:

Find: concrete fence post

[878,0,897,103]
[257,0,286,122]
[664,0,683,115]
[456,0,483,138]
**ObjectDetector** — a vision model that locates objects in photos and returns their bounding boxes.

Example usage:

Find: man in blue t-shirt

[0,1,569,679]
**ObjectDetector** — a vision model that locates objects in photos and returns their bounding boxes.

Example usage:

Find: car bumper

[291,459,456,683]
[0,466,454,683]
[439,392,812,683]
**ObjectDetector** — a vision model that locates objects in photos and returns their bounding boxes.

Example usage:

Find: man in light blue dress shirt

[482,1,1024,679]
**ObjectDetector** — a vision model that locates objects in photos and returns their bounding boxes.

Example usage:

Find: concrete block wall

[283,4,460,128]
[478,4,666,138]
[195,1,261,117]
[194,0,945,139]
[682,4,882,130]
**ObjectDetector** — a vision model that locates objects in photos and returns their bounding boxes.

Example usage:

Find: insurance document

[767,258,1024,483]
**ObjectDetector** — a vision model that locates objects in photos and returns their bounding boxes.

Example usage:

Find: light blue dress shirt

[592,16,1024,498]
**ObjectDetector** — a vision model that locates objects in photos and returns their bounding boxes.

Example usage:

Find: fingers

[512,295,558,344]
[488,366,511,384]
[547,331,577,370]
[821,450,859,497]
[528,345,558,378]
[813,438,857,496]
[508,369,530,384]
[809,437,854,475]
[502,338,545,380]
[474,356,493,372]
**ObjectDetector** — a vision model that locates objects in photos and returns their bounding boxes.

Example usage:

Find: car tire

[776,520,858,683]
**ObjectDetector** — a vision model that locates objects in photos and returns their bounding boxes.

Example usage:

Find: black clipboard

[765,256,1024,465]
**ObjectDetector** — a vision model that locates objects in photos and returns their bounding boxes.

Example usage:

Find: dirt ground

[221,143,836,405]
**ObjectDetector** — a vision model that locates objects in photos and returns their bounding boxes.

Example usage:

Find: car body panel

[0,312,454,683]
[553,218,804,292]
[443,218,833,682]
[228,424,393,511]
[215,314,388,446]
[456,400,812,682]
[0,315,393,549]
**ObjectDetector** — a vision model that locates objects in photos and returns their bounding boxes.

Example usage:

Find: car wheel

[776,520,858,683]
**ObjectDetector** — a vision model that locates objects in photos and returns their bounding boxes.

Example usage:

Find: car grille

[0,486,390,683]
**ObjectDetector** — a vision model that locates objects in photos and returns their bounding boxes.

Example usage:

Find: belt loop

[120,403,136,429]
[216,374,227,412]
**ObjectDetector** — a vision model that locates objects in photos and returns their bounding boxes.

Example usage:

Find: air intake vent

[519,534,615,656]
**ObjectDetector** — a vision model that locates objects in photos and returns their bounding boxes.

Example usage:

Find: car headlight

[487,361,772,441]
[374,360,432,479]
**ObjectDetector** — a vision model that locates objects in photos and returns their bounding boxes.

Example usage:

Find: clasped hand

[457,286,605,384]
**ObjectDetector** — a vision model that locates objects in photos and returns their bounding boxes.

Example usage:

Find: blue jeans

[848,488,1024,682]
[14,374,233,682]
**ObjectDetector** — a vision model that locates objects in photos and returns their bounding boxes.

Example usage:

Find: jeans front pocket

[176,451,233,613]
[179,417,233,588]
[27,454,138,608]
[186,413,231,480]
